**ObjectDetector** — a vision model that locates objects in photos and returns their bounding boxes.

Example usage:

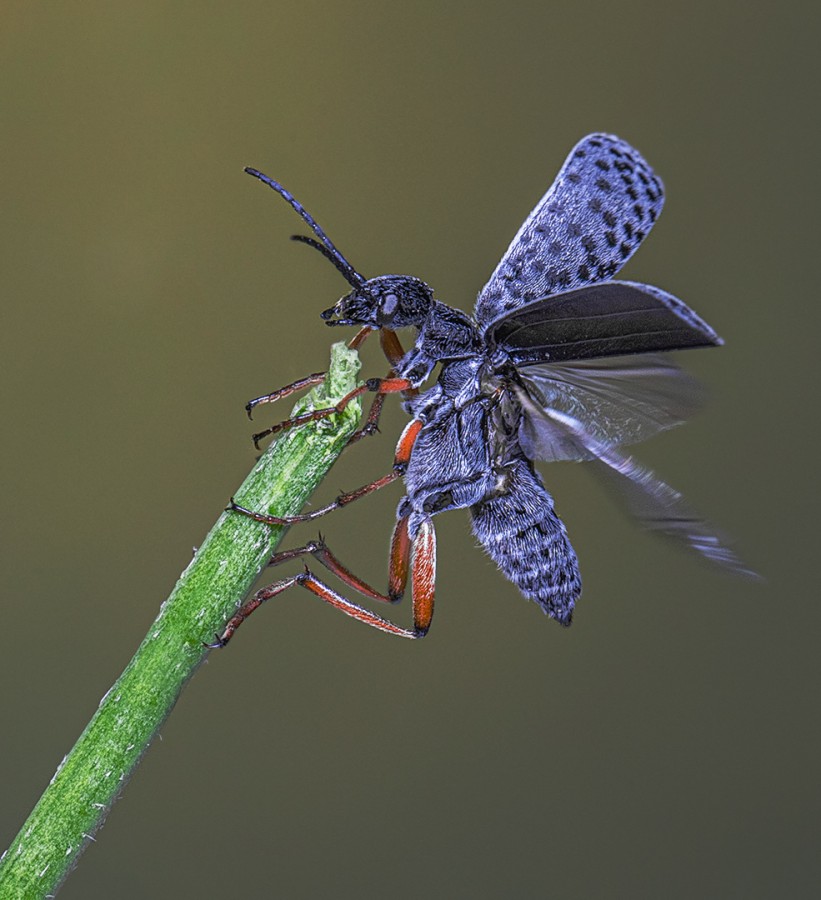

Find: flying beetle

[210,133,752,647]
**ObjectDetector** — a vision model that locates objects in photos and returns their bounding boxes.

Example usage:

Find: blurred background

[0,2,817,897]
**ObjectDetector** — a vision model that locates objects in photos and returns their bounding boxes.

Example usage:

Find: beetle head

[321,275,434,329]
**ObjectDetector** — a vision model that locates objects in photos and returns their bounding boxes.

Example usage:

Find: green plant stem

[0,342,362,900]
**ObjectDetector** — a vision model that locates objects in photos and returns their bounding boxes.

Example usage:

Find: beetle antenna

[244,167,365,286]
[289,234,364,289]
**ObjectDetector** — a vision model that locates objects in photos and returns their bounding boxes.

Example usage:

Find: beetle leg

[346,329,426,447]
[227,471,401,525]
[348,326,373,350]
[244,329,415,447]
[266,537,397,604]
[244,372,326,420]
[250,375,414,449]
[241,322,378,421]
[378,329,406,367]
[388,515,411,602]
[207,517,435,647]
[344,390,387,446]
[231,419,423,526]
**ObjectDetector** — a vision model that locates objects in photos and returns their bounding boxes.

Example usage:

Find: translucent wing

[485,281,722,366]
[520,403,756,577]
[516,353,705,462]
[474,134,665,328]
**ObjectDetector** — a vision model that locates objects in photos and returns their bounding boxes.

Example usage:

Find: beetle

[211,133,751,647]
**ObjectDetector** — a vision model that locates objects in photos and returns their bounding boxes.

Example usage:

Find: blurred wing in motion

[475,133,665,328]
[516,353,705,462]
[515,383,756,577]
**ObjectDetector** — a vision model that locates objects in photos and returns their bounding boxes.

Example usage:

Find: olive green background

[0,2,816,897]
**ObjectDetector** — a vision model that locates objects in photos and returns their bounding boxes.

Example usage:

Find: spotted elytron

[211,133,751,647]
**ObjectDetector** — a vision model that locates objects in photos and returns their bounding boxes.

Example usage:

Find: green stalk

[0,342,362,899]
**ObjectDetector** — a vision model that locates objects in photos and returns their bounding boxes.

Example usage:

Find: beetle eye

[381,293,399,317]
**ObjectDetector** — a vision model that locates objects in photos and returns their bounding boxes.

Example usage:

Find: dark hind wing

[474,134,665,329]
[485,281,722,366]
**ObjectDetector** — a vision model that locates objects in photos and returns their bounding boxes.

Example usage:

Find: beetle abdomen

[470,458,581,625]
